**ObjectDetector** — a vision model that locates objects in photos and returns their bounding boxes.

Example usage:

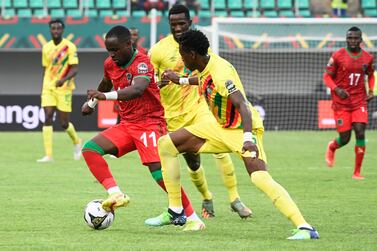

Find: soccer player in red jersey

[80,26,204,230]
[324,26,375,179]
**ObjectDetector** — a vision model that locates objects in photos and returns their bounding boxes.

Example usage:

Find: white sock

[107,186,122,195]
[170,207,184,214]
[187,212,200,221]
[298,224,313,230]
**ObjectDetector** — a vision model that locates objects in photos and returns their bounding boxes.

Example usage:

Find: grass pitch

[0,131,376,251]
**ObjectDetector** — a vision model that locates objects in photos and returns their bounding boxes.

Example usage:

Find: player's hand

[366,91,374,102]
[55,79,64,87]
[162,69,180,84]
[157,80,170,89]
[242,141,259,159]
[87,89,106,100]
[81,102,94,116]
[334,87,349,99]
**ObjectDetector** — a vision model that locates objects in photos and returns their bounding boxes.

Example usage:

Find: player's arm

[56,64,78,87]
[82,77,113,116]
[162,69,199,86]
[323,56,349,99]
[87,77,149,101]
[366,59,375,102]
[228,91,258,158]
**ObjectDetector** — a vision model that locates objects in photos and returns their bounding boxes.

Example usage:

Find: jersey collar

[120,49,138,69]
[345,47,362,59]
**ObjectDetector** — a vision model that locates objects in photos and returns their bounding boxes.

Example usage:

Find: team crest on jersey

[126,73,132,81]
[225,80,237,94]
[137,63,148,74]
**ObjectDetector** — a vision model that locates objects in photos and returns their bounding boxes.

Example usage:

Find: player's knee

[158,135,178,156]
[44,118,53,125]
[61,122,69,130]
[82,140,105,156]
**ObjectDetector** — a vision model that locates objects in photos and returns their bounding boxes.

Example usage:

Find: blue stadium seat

[297,0,310,9]
[33,8,48,16]
[264,10,278,17]
[244,0,259,9]
[116,10,128,16]
[14,0,28,8]
[228,0,242,10]
[2,0,11,8]
[97,0,111,9]
[279,10,295,17]
[17,9,32,17]
[200,0,209,10]
[132,10,145,17]
[99,9,113,17]
[63,0,78,9]
[260,0,275,9]
[67,9,82,17]
[113,0,127,9]
[82,0,94,8]
[364,8,377,16]
[86,9,98,17]
[361,0,377,8]
[246,10,261,17]
[230,10,245,17]
[277,0,293,9]
[199,10,211,17]
[215,10,227,16]
[50,9,65,17]
[214,0,226,9]
[30,0,44,8]
[297,9,311,17]
[48,0,62,8]
[3,8,15,17]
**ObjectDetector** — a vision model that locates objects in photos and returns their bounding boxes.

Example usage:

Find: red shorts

[333,106,368,132]
[100,120,167,165]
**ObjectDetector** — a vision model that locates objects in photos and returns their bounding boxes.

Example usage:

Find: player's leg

[145,162,204,230]
[56,91,82,160]
[326,110,352,167]
[183,153,215,218]
[37,106,55,162]
[213,153,252,218]
[82,127,132,212]
[352,122,367,179]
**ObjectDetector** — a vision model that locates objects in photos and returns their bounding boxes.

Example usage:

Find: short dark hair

[168,4,190,20]
[348,26,361,33]
[106,25,131,43]
[179,29,209,56]
[49,19,65,28]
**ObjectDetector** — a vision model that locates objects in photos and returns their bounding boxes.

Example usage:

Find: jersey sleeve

[42,45,48,67]
[325,52,337,76]
[366,55,375,76]
[68,44,79,65]
[214,66,239,97]
[103,59,110,79]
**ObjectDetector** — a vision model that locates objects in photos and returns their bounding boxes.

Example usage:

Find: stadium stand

[361,0,377,17]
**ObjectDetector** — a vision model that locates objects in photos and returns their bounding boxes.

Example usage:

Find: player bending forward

[158,29,319,240]
[81,26,204,231]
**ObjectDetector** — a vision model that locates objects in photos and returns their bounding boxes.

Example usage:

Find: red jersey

[104,49,164,123]
[326,48,374,111]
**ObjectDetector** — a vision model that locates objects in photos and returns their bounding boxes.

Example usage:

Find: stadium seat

[214,0,226,9]
[260,0,275,9]
[48,0,61,8]
[361,0,377,8]
[297,9,311,17]
[2,0,11,8]
[14,0,28,8]
[364,8,377,17]
[230,10,245,17]
[215,10,227,16]
[17,9,32,17]
[67,9,82,17]
[246,10,261,17]
[199,10,211,17]
[99,9,113,17]
[297,0,310,9]
[132,10,145,17]
[34,9,48,16]
[244,0,259,9]
[200,0,209,10]
[277,0,293,9]
[85,9,98,17]
[63,0,78,9]
[97,0,111,9]
[82,0,94,8]
[113,0,127,9]
[264,10,279,17]
[228,0,242,10]
[279,10,295,17]
[3,8,15,17]
[30,0,44,8]
[115,10,128,16]
[50,9,65,17]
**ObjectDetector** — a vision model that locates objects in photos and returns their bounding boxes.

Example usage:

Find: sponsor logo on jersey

[225,80,237,94]
[137,63,148,74]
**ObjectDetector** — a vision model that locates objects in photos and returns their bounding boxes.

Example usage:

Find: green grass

[0,131,376,251]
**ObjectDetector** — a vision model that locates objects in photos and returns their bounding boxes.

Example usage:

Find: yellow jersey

[42,38,78,91]
[199,53,263,129]
[149,34,202,118]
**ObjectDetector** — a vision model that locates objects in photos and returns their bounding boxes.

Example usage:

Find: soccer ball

[84,199,115,230]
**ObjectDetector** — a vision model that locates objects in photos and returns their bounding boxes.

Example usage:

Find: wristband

[179,77,189,85]
[243,132,253,142]
[87,98,98,108]
[104,91,118,100]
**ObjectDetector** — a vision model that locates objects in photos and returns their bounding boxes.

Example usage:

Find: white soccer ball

[84,199,115,230]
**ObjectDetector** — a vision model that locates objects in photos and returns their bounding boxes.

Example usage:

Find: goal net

[199,18,377,130]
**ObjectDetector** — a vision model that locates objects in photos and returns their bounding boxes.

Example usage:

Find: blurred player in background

[146,4,251,225]
[324,26,375,179]
[81,26,204,231]
[158,29,319,239]
[130,27,147,55]
[37,19,81,163]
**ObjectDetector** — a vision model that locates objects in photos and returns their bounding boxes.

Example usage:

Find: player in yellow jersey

[145,5,251,226]
[157,29,320,239]
[37,19,81,163]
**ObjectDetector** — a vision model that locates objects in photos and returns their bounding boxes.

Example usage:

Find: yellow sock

[42,125,53,157]
[251,171,308,227]
[213,153,239,202]
[158,135,182,207]
[187,165,212,200]
[65,122,80,144]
